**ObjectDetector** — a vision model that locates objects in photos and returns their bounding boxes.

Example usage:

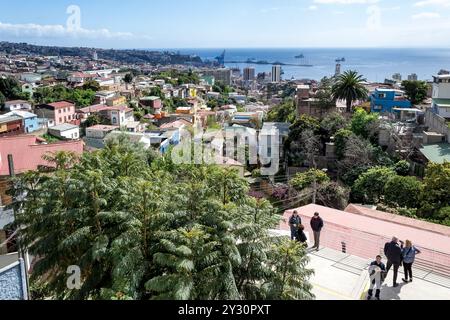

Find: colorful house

[370,88,412,113]
[0,115,24,137]
[3,111,39,133]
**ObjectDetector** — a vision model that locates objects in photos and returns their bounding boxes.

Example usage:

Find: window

[378,93,386,99]
[59,118,62,122]
[374,105,382,111]
[59,110,62,114]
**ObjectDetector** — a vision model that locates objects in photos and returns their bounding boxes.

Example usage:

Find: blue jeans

[290,227,298,240]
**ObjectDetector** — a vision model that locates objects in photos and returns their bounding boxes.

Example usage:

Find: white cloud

[309,5,319,10]
[412,12,441,19]
[0,21,151,40]
[314,0,379,4]
[414,0,450,7]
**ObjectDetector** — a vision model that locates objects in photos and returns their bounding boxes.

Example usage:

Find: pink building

[36,101,79,127]
[281,204,450,276]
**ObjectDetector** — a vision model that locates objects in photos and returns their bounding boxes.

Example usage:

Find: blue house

[370,88,412,113]
[5,111,40,133]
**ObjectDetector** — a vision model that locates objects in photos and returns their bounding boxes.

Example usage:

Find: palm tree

[332,71,369,113]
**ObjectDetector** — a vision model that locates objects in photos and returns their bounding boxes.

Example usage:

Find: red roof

[78,104,132,113]
[0,135,84,176]
[46,101,75,109]
[160,119,192,130]
[78,104,108,113]
[345,204,450,237]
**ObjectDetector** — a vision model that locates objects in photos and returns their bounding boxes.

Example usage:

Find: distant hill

[0,42,204,66]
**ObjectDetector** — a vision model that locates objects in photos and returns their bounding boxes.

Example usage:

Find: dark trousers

[403,263,413,280]
[313,231,321,248]
[290,227,297,240]
[386,261,400,285]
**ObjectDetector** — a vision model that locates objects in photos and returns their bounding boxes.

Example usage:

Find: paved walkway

[307,247,450,300]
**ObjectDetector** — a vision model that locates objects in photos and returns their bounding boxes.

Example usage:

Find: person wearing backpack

[402,240,421,283]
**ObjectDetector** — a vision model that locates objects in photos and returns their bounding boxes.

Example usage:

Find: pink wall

[54,106,76,126]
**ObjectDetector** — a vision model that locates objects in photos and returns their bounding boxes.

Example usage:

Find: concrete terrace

[270,229,450,300]
[308,246,450,300]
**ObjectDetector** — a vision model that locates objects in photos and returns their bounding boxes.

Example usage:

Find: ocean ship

[295,54,305,59]
[336,57,346,62]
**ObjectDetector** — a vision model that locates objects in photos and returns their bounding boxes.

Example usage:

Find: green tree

[124,73,134,84]
[0,91,5,110]
[393,160,411,176]
[262,239,314,300]
[290,169,330,191]
[316,182,350,210]
[316,77,335,110]
[82,80,101,92]
[266,99,296,123]
[384,176,422,208]
[332,71,369,113]
[419,162,450,220]
[334,129,352,160]
[321,112,348,137]
[10,137,314,300]
[351,167,396,204]
[350,108,379,141]
[0,77,30,101]
[401,80,428,105]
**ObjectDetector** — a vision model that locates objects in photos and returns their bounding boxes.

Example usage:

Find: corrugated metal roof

[419,143,450,164]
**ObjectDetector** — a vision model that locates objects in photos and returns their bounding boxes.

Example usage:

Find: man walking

[367,255,386,300]
[384,237,403,287]
[289,210,301,241]
[310,212,324,251]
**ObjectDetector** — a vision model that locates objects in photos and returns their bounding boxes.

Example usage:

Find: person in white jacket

[367,255,386,300]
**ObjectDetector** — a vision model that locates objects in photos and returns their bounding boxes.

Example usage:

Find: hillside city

[0,42,449,301]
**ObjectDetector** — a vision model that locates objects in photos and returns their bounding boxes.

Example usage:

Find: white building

[432,74,450,119]
[85,125,120,139]
[272,65,281,83]
[4,100,32,112]
[48,123,80,140]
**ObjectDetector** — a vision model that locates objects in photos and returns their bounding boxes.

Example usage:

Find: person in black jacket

[296,224,308,245]
[289,211,301,240]
[384,237,403,287]
[310,212,324,251]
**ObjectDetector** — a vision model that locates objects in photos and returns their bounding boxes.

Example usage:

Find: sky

[1,0,450,49]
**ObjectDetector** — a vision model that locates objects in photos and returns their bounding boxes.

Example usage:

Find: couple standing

[289,210,324,251]
[384,237,421,287]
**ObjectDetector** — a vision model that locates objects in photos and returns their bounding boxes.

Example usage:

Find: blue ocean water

[176,48,450,82]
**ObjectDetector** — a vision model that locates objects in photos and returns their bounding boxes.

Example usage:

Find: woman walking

[402,240,421,283]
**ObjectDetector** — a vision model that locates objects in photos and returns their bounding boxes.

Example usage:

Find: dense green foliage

[290,169,330,191]
[33,85,96,107]
[266,99,297,123]
[401,80,428,105]
[384,176,422,209]
[350,108,379,141]
[351,167,396,204]
[418,162,450,223]
[0,77,30,108]
[10,136,314,300]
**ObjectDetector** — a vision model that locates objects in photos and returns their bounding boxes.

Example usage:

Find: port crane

[215,50,226,67]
